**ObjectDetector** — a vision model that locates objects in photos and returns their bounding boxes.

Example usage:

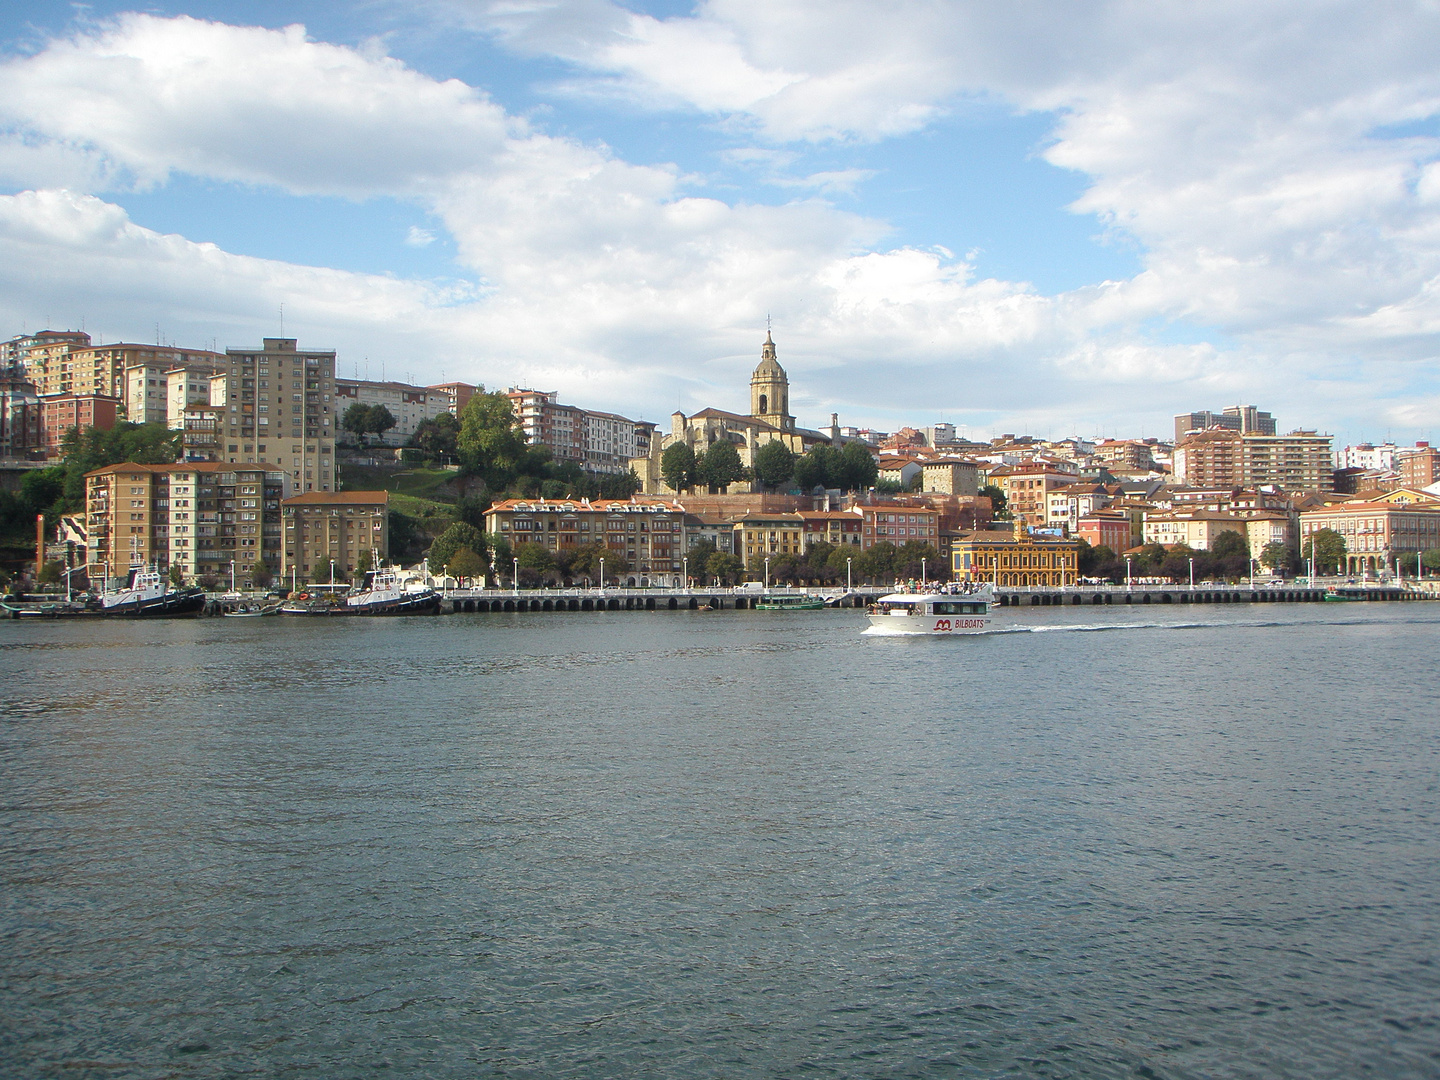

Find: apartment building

[732,510,805,572]
[992,461,1081,525]
[1141,509,1249,550]
[507,388,585,465]
[334,378,452,445]
[84,461,290,584]
[428,382,478,416]
[1076,511,1132,552]
[1174,404,1276,442]
[41,393,120,454]
[1174,429,1334,492]
[1046,483,1115,534]
[216,339,337,492]
[0,376,41,456]
[121,359,224,426]
[29,340,222,401]
[799,510,864,551]
[281,491,390,582]
[857,504,939,549]
[484,497,686,586]
[507,388,651,474]
[1398,443,1440,489]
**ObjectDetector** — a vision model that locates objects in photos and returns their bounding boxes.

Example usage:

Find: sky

[2,1,1439,447]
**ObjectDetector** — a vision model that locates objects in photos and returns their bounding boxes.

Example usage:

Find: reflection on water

[3,603,1439,1078]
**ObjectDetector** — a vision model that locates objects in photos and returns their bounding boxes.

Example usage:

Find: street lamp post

[230,559,236,594]
[1125,555,1132,591]
[764,556,770,589]
[513,556,519,596]
[847,557,852,592]
[1188,557,1194,590]
[682,556,688,592]
[599,558,605,590]
[330,559,335,591]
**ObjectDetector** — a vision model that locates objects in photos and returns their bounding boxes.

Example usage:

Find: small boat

[2,599,95,619]
[223,602,281,617]
[98,566,206,618]
[863,584,995,635]
[345,566,441,615]
[755,594,826,611]
[1323,587,1363,602]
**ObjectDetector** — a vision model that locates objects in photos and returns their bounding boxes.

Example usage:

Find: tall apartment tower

[1174,405,1276,443]
[217,339,337,492]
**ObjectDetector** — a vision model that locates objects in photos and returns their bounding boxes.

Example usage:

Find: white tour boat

[863,584,995,635]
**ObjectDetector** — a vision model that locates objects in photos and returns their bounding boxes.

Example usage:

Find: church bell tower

[750,330,793,432]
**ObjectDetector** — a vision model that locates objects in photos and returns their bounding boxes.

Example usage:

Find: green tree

[1260,541,1295,575]
[753,441,796,491]
[342,403,372,445]
[793,443,839,491]
[599,469,643,499]
[1423,548,1440,574]
[856,540,898,583]
[411,412,460,461]
[169,564,184,587]
[446,546,487,583]
[515,541,556,575]
[895,541,943,581]
[369,405,396,443]
[388,510,421,563]
[706,552,744,585]
[661,442,698,492]
[37,559,62,585]
[250,561,274,589]
[1301,528,1347,574]
[838,441,878,491]
[698,440,746,492]
[355,549,374,577]
[1211,530,1250,559]
[456,390,528,491]
[429,522,487,573]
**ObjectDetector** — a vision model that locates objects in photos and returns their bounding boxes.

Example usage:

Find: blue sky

[2,1,1439,446]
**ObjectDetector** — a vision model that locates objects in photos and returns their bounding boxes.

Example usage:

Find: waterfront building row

[84,461,388,584]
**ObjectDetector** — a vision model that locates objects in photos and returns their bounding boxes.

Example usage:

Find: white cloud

[3,7,1440,442]
[405,226,438,247]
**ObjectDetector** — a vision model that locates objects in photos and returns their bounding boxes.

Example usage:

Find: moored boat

[755,594,826,610]
[98,566,206,617]
[345,566,441,615]
[863,584,994,635]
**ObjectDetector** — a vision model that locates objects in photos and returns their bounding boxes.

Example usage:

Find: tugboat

[345,562,441,616]
[98,565,206,617]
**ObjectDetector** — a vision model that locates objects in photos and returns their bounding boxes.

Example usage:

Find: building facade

[1175,429,1334,492]
[216,339,337,492]
[41,393,120,454]
[1398,444,1440,489]
[952,523,1080,587]
[84,461,290,584]
[1174,404,1276,442]
[1142,509,1249,550]
[484,498,686,586]
[1299,501,1440,576]
[733,511,805,572]
[281,491,390,582]
[335,378,452,446]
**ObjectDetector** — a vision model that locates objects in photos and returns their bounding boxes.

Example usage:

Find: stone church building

[631,332,843,494]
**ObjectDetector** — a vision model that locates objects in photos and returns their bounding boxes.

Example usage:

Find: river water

[2,602,1438,1078]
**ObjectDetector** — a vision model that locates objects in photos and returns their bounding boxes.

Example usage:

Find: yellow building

[951,521,1080,587]
[733,510,805,573]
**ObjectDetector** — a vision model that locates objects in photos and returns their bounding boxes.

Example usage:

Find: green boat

[755,595,826,610]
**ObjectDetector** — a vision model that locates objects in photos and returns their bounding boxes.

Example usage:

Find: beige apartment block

[217,339,337,492]
[281,491,390,583]
[484,498,686,585]
[1175,429,1334,492]
[1142,509,1249,550]
[85,461,289,584]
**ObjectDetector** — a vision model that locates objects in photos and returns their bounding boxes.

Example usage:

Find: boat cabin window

[931,601,984,615]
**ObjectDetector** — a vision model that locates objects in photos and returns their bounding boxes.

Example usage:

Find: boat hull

[99,589,207,617]
[347,592,442,615]
[864,613,992,635]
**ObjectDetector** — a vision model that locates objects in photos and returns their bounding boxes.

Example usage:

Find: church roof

[689,406,782,431]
